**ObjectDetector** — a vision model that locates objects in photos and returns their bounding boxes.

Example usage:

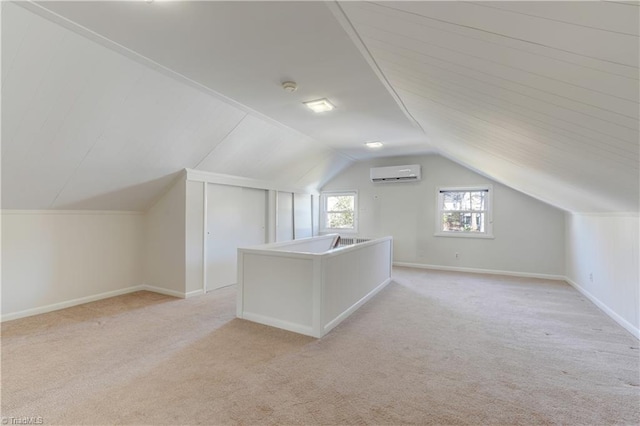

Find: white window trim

[434,185,494,239]
[320,190,358,234]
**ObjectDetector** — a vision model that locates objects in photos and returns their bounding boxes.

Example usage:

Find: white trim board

[2,286,144,322]
[1,285,197,322]
[393,262,565,281]
[0,210,144,216]
[185,169,319,196]
[564,277,640,340]
[569,212,640,218]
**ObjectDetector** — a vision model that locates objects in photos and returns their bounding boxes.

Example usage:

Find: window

[321,191,357,232]
[436,186,493,238]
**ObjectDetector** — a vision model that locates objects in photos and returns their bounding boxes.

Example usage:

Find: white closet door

[276,191,293,242]
[206,184,266,292]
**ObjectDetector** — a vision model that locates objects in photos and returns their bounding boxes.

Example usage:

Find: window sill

[434,232,494,239]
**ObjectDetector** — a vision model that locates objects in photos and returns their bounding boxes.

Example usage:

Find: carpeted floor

[2,267,639,425]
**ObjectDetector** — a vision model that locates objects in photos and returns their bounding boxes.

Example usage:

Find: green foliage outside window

[325,195,355,229]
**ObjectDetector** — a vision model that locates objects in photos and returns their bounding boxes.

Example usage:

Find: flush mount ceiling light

[365,141,384,149]
[304,98,335,113]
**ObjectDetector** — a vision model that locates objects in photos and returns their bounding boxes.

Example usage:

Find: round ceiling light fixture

[282,81,298,93]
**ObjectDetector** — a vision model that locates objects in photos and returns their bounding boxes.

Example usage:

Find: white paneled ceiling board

[3,1,639,213]
[337,1,639,213]
[1,2,357,210]
[23,0,428,159]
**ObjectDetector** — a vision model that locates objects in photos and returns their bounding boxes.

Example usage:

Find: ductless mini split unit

[370,164,421,183]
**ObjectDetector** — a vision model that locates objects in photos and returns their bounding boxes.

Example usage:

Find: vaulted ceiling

[2,1,638,213]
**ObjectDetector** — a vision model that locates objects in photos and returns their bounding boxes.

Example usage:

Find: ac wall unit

[370,164,421,183]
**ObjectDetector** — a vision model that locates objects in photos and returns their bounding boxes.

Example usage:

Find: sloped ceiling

[336,1,639,212]
[1,2,358,210]
[2,1,638,213]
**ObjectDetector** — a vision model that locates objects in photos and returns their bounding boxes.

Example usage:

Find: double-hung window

[321,191,357,233]
[436,186,493,238]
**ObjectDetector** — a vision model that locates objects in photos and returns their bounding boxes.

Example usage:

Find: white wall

[1,211,144,320]
[276,191,294,242]
[565,213,639,338]
[144,178,186,295]
[185,180,205,295]
[0,171,320,320]
[294,193,313,239]
[321,154,565,277]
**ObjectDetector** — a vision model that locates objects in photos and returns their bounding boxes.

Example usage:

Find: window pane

[327,195,354,212]
[469,191,486,211]
[326,212,354,229]
[442,192,462,210]
[442,212,485,232]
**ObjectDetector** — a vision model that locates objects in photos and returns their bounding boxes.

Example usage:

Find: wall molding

[564,277,640,340]
[393,262,565,281]
[1,285,198,322]
[1,286,146,322]
[1,210,143,216]
[185,168,319,196]
[141,285,187,299]
[570,212,639,218]
[185,289,205,298]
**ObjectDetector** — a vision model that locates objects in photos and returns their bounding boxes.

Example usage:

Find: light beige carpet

[2,267,639,425]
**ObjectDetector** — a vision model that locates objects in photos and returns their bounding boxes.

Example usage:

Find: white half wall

[321,154,565,277]
[565,213,639,338]
[1,210,144,320]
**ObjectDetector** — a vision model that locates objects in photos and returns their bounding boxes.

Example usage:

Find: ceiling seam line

[382,64,639,149]
[48,69,147,209]
[366,1,638,69]
[367,38,640,124]
[0,6,34,90]
[356,23,639,103]
[193,114,248,170]
[462,1,639,37]
[352,3,638,81]
[397,86,639,169]
[389,71,639,160]
[5,26,69,157]
[352,4,640,81]
[376,51,639,136]
[327,1,426,136]
[16,1,353,162]
[407,105,633,171]
[601,1,640,7]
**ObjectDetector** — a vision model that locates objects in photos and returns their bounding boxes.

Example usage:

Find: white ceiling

[26,0,429,159]
[337,1,638,212]
[2,1,638,213]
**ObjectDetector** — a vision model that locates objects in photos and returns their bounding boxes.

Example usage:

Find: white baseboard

[185,289,205,298]
[240,312,316,337]
[1,285,205,322]
[393,262,565,281]
[1,286,145,322]
[564,277,640,340]
[140,285,187,299]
